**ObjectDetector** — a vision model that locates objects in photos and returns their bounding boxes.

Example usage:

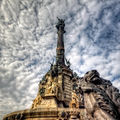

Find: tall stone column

[56,18,65,66]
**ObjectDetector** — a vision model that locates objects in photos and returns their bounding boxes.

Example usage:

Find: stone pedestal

[3,108,81,120]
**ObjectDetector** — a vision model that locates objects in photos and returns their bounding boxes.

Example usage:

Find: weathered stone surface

[78,70,120,119]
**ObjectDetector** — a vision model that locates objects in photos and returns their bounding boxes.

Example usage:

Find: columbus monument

[3,18,120,120]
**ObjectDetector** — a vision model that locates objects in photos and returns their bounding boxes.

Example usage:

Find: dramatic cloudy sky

[0,0,120,119]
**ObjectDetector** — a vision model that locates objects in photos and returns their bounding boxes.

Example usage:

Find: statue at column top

[56,17,66,33]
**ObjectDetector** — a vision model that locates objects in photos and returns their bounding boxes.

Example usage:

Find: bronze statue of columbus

[56,17,65,33]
